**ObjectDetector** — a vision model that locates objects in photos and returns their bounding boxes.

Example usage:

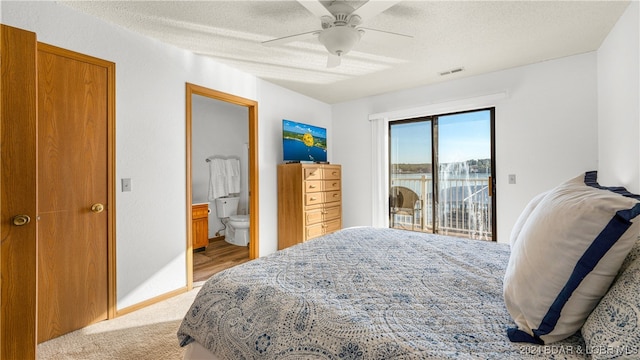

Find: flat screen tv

[282,119,327,163]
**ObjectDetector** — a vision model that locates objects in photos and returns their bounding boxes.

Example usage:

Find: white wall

[192,95,249,238]
[1,0,331,310]
[333,52,600,243]
[256,80,333,256]
[597,2,640,193]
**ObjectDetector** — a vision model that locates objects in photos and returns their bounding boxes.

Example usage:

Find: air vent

[439,67,465,76]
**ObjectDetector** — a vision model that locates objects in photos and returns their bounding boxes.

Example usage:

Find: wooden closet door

[0,24,38,360]
[37,44,109,342]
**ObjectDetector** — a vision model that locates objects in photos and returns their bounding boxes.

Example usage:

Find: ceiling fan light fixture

[318,26,362,56]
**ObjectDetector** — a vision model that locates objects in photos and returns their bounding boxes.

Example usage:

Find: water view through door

[389,108,495,241]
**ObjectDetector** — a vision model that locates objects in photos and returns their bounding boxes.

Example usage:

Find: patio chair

[389,186,422,230]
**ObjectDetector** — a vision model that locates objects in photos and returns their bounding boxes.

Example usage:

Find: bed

[178,172,640,359]
[177,227,591,359]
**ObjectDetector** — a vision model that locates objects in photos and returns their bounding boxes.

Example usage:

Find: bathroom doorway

[185,83,259,288]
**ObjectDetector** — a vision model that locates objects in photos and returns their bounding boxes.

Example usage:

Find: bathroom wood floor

[193,237,250,283]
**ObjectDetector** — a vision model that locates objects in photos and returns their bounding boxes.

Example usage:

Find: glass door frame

[388,107,497,241]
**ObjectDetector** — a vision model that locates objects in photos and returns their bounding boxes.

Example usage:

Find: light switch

[508,174,516,184]
[122,178,132,192]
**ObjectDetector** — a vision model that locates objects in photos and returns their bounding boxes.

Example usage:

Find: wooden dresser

[192,203,209,250]
[278,163,342,250]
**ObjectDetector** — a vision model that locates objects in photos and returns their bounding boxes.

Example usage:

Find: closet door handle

[91,203,105,213]
[12,214,31,226]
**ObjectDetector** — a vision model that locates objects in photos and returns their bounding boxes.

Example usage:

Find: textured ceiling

[61,1,630,104]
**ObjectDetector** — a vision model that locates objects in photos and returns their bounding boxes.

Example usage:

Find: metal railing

[390,175,492,241]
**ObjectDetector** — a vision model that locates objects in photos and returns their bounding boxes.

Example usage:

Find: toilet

[215,197,250,247]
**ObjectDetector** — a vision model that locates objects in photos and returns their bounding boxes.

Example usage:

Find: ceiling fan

[262,0,412,67]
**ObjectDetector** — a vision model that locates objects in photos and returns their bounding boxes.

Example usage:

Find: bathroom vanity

[191,203,209,251]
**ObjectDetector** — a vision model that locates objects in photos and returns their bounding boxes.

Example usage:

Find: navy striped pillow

[504,171,640,344]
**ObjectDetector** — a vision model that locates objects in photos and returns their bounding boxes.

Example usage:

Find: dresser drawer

[305,190,341,206]
[305,192,324,206]
[306,218,341,240]
[323,179,340,191]
[304,167,323,180]
[323,167,341,180]
[305,179,340,192]
[303,166,341,181]
[305,205,341,225]
[305,180,323,193]
[324,190,341,204]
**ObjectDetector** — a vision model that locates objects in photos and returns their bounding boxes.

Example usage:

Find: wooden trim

[185,83,259,291]
[36,42,118,319]
[115,286,188,317]
[248,101,259,260]
[185,87,194,288]
[107,53,117,320]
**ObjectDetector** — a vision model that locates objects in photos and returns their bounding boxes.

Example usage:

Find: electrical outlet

[508,174,516,184]
[122,178,132,192]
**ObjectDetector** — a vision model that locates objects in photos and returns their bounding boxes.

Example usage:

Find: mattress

[178,227,586,359]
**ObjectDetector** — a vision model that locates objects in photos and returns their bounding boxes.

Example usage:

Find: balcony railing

[390,175,492,241]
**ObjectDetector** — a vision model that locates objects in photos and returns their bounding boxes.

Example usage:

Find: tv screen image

[282,119,327,163]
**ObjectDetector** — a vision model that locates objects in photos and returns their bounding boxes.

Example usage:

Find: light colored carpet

[37,286,201,360]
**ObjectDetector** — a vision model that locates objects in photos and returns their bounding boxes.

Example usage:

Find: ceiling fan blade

[327,54,341,68]
[262,30,319,47]
[352,0,402,21]
[296,0,333,18]
[359,27,413,43]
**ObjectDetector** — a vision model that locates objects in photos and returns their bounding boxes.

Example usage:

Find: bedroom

[1,0,639,358]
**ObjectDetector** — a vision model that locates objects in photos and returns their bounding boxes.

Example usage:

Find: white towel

[208,158,228,200]
[225,158,241,194]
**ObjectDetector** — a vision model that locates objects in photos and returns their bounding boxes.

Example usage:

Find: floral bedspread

[178,227,586,359]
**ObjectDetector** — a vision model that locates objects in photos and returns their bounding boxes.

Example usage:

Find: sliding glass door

[389,108,495,241]
[389,119,433,231]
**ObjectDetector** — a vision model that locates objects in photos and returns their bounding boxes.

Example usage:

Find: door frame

[185,83,259,289]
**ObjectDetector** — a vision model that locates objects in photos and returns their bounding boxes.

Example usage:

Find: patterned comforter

[177,227,586,359]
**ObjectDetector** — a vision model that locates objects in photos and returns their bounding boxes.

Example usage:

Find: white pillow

[504,171,640,344]
[509,191,549,247]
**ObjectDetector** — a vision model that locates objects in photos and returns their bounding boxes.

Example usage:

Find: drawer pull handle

[310,197,317,201]
[332,172,338,175]
[321,211,328,214]
[309,185,317,188]
[333,194,338,197]
[322,224,328,228]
